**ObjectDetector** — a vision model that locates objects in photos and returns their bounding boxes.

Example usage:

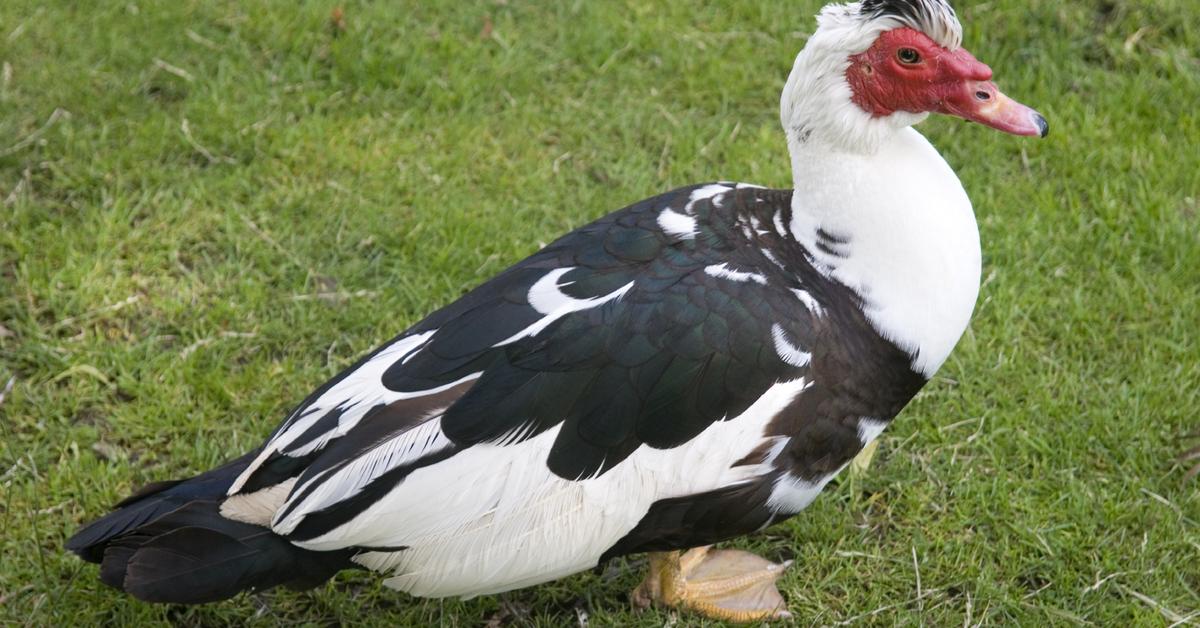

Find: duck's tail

[65,453,352,604]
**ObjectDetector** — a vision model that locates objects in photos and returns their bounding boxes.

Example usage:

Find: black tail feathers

[66,453,352,604]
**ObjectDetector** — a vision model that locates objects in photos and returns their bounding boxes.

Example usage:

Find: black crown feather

[861,0,956,21]
[859,0,962,49]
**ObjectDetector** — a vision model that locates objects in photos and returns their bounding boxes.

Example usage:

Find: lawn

[1,0,1198,625]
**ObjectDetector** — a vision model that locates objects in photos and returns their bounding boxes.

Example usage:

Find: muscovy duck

[67,0,1046,621]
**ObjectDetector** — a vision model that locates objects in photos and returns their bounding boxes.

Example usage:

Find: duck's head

[782,0,1047,153]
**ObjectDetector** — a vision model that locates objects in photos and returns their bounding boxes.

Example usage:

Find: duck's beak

[939,79,1048,138]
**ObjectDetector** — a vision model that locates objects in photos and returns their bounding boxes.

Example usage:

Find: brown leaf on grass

[479,15,494,40]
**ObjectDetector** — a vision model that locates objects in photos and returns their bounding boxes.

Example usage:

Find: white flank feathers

[857,417,889,445]
[766,470,842,514]
[290,378,812,598]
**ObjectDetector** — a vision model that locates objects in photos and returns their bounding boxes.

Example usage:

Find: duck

[67,0,1046,622]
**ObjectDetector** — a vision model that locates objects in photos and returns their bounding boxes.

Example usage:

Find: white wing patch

[771,323,812,368]
[685,183,732,212]
[229,330,441,495]
[273,418,456,534]
[791,289,824,317]
[704,263,767,285]
[494,268,634,346]
[657,209,698,239]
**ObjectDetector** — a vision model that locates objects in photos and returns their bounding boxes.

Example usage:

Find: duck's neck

[770,9,980,378]
[785,125,982,379]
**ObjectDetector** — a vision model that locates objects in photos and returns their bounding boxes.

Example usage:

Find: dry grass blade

[1118,585,1194,625]
[290,289,378,303]
[180,118,235,165]
[0,375,14,408]
[51,295,141,330]
[179,331,258,359]
[0,107,67,157]
[152,57,195,82]
[1178,431,1200,480]
[833,589,941,625]
[185,28,220,50]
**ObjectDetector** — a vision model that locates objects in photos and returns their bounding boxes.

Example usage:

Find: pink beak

[935,50,1048,138]
[941,80,1048,137]
[938,76,1048,137]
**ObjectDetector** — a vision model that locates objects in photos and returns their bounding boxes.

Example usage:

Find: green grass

[2,0,1198,625]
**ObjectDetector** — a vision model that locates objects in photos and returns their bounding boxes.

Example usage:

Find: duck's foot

[632,546,793,623]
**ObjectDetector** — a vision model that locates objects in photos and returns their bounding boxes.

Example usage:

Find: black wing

[234,182,831,539]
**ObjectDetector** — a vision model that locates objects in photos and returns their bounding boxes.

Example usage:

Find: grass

[1,0,1198,625]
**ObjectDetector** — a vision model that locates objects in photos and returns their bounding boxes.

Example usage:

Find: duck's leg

[632,546,793,622]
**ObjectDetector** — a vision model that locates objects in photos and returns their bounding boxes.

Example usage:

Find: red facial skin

[846,28,1047,137]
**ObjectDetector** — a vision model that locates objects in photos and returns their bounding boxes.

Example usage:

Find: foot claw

[633,548,793,623]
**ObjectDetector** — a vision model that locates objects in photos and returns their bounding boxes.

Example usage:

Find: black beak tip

[1034,113,1049,138]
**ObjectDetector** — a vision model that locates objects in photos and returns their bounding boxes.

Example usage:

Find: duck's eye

[897,47,921,65]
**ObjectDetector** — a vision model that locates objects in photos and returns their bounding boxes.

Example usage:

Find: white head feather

[780,1,964,154]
